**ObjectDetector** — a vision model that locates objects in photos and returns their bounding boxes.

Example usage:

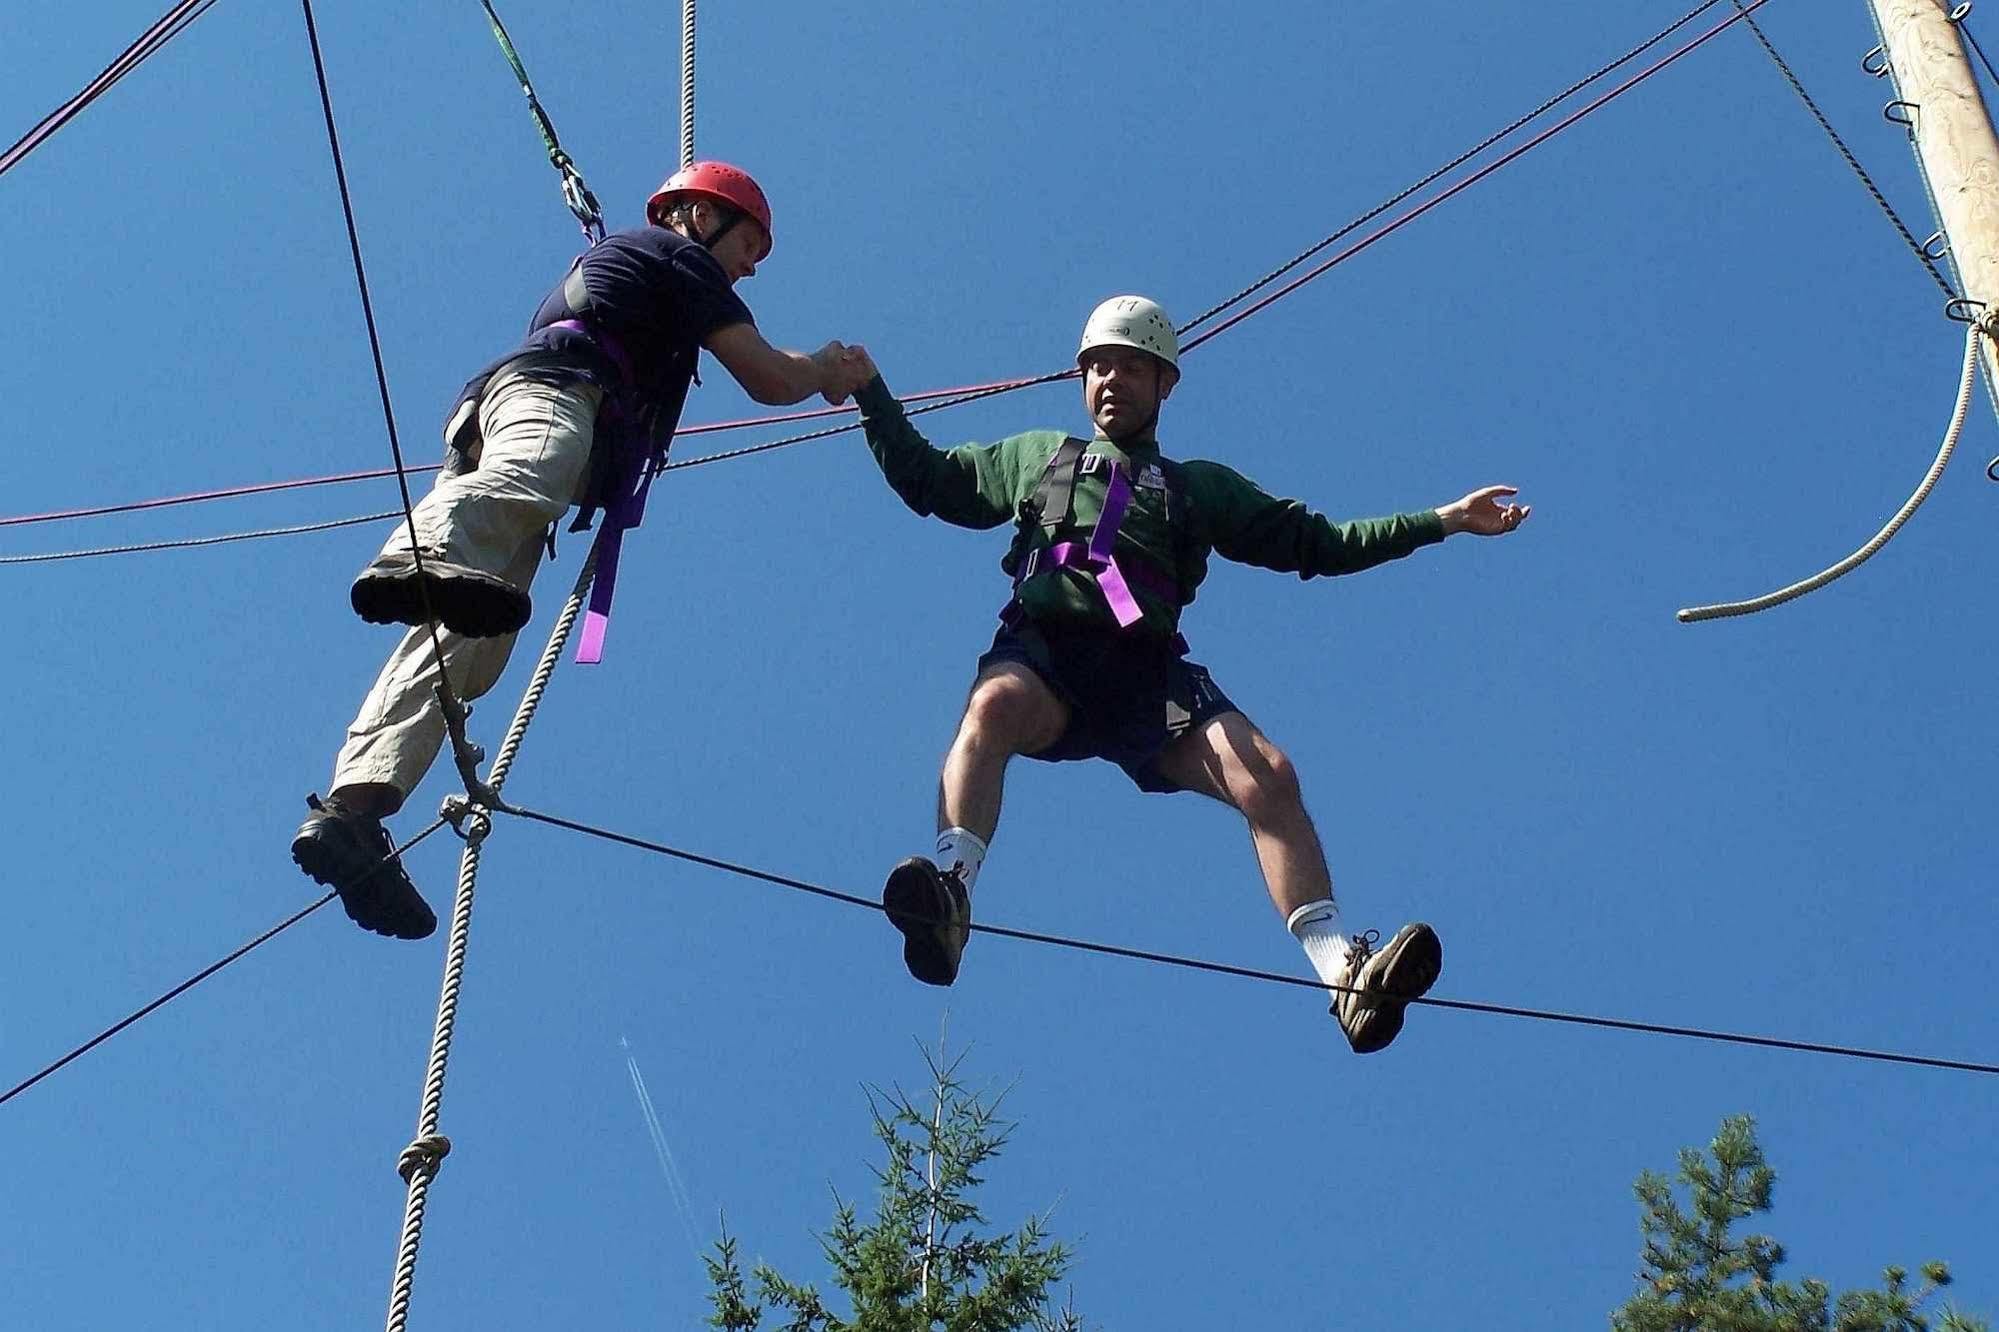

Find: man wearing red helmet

[291,161,865,940]
[842,296,1529,1054]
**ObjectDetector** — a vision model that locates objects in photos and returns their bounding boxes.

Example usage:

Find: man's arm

[1187,463,1528,577]
[850,354,1026,531]
[704,322,859,407]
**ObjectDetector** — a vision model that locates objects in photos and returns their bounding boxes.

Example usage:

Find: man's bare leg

[1152,710,1439,1052]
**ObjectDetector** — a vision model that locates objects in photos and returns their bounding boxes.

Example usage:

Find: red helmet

[646,161,772,260]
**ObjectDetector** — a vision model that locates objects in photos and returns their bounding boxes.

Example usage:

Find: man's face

[699,202,769,283]
[1082,345,1175,440]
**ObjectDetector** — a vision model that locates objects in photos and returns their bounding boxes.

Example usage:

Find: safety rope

[303,0,497,804]
[1175,0,1729,337]
[0,818,447,1110]
[1732,0,1956,299]
[0,511,394,567]
[0,0,218,180]
[477,0,604,243]
[679,0,697,171]
[497,802,1999,1079]
[381,548,598,1332]
[1678,318,1986,622]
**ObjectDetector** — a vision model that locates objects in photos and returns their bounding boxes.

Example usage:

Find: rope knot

[397,1133,452,1184]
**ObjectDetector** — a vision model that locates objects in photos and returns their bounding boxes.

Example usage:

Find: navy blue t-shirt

[453,226,754,453]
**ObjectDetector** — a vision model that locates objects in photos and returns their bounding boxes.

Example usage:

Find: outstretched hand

[1438,485,1530,537]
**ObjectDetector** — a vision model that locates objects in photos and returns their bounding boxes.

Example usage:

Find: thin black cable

[662,368,1079,472]
[299,0,463,706]
[0,0,218,180]
[1176,0,1728,337]
[0,510,396,567]
[1178,0,1775,358]
[1732,0,1957,298]
[0,818,448,1109]
[1964,19,1999,89]
[503,804,1999,1079]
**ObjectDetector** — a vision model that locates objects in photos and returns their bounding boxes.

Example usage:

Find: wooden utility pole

[1868,0,1999,389]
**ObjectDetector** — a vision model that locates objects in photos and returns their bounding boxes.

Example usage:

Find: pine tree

[704,1048,1082,1332]
[1611,1115,1987,1332]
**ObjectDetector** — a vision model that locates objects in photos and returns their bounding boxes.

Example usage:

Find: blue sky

[4,2,1996,1328]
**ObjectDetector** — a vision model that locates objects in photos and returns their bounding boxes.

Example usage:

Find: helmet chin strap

[691,205,744,253]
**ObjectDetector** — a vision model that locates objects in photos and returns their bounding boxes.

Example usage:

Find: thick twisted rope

[381,546,599,1332]
[678,0,696,170]
[1678,319,1985,622]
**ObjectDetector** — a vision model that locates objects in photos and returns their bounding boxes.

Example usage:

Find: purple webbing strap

[551,315,652,665]
[574,463,657,665]
[1087,466,1132,563]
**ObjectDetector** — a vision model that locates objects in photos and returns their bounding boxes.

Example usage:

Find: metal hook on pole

[1884,99,1920,128]
[1863,44,1892,77]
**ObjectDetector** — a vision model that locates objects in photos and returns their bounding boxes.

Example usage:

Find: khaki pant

[330,370,603,807]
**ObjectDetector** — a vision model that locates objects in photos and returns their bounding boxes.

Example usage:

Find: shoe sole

[1340,924,1443,1055]
[883,859,961,987]
[291,829,437,941]
[352,567,531,639]
[1373,922,1443,1001]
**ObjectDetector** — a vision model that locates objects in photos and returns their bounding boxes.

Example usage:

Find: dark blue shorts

[976,617,1239,794]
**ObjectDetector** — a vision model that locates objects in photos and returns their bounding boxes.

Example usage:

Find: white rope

[382,541,600,1332]
[1677,320,1985,623]
[678,0,695,170]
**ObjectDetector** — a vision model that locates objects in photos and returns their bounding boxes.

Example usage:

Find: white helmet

[1077,295,1179,372]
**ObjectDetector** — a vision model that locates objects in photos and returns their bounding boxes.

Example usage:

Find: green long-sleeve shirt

[856,375,1445,638]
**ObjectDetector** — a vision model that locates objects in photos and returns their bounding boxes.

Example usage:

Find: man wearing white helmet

[843,295,1529,1054]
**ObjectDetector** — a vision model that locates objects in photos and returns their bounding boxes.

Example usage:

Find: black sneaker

[351,551,532,639]
[883,856,970,987]
[1330,922,1442,1054]
[290,794,437,940]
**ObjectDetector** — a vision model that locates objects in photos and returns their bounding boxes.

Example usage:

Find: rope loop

[396,1134,451,1184]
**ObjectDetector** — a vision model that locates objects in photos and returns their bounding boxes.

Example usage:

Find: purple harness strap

[547,318,647,664]
[1013,462,1173,628]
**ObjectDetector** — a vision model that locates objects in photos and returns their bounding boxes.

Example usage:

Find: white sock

[1287,899,1352,985]
[934,827,988,895]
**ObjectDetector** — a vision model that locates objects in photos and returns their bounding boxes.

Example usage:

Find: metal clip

[438,793,493,847]
[1950,2,1973,22]
[1987,454,1999,483]
[1862,45,1891,77]
[1945,296,1987,323]
[1924,230,1952,261]
[1884,100,1919,128]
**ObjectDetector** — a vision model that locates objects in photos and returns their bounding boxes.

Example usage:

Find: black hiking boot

[883,856,970,987]
[351,551,532,639]
[1330,922,1442,1054]
[290,793,437,940]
